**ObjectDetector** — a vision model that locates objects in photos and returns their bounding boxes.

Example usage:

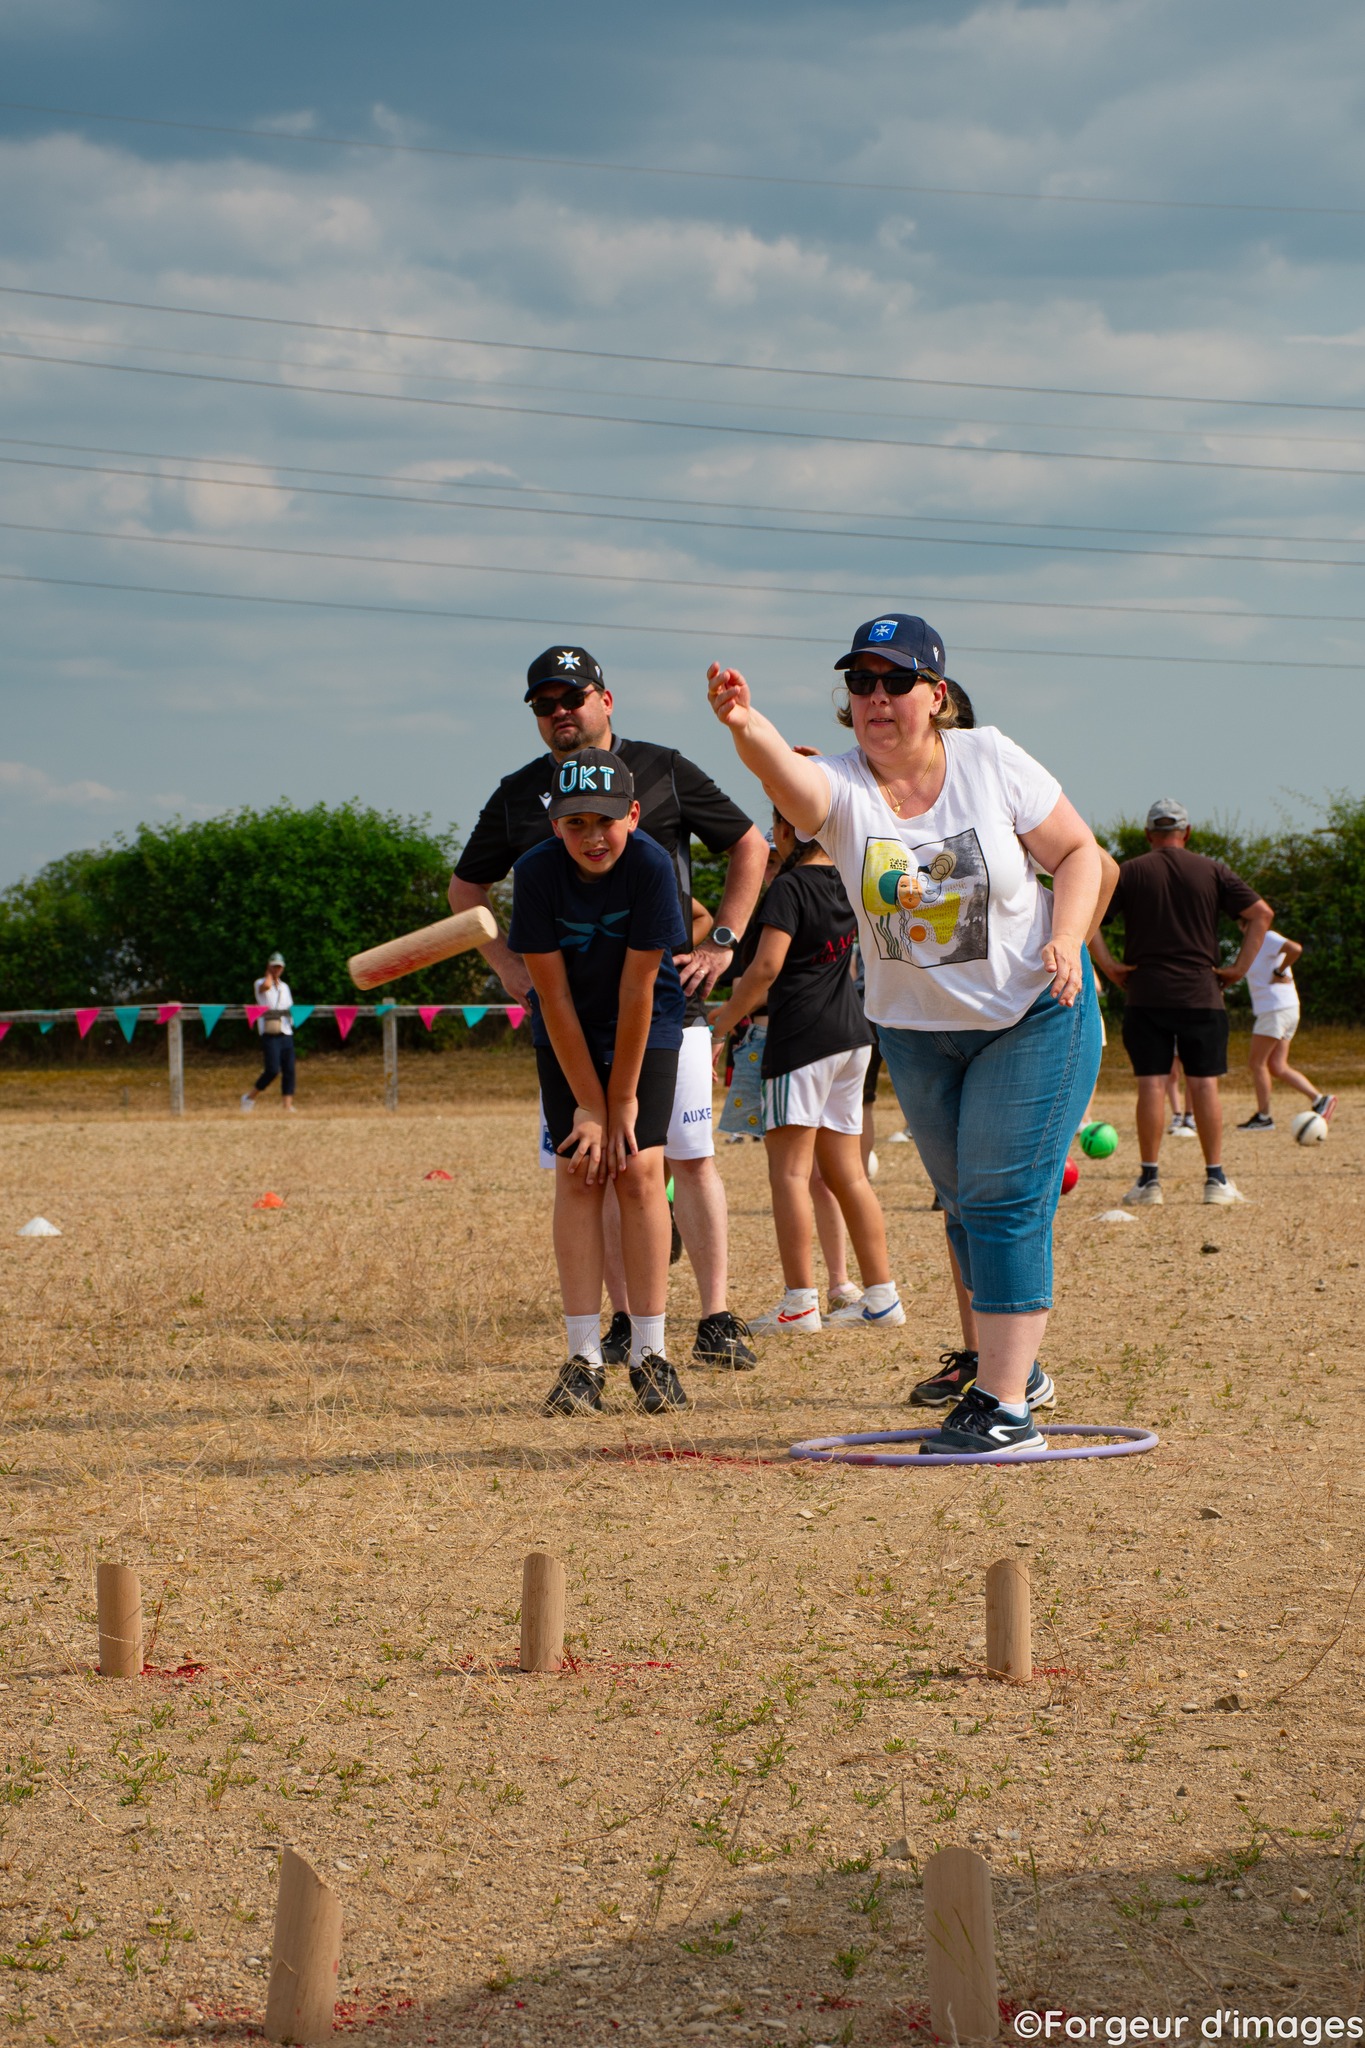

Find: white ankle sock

[630,1314,666,1366]
[566,1315,603,1367]
[861,1282,899,1311]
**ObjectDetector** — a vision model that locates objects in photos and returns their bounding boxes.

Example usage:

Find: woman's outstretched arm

[706,664,831,839]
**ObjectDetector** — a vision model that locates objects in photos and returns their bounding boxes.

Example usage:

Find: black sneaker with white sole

[544,1357,606,1417]
[601,1310,631,1367]
[918,1385,1045,1456]
[630,1351,691,1413]
[1025,1361,1057,1411]
[692,1311,758,1370]
[907,1348,979,1408]
[1237,1112,1274,1132]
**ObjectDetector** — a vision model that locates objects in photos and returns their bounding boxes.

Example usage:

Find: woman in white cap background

[241,951,297,1114]
[706,613,1114,1457]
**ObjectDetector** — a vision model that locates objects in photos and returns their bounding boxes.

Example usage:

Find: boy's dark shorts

[536,1045,680,1155]
[862,1043,883,1107]
[1121,1006,1229,1079]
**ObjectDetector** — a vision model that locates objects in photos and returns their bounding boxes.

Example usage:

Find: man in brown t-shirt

[1090,798,1273,1206]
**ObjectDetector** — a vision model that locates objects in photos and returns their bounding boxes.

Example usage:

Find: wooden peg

[519,1550,566,1673]
[924,1844,998,2042]
[264,1846,343,2045]
[985,1556,1032,1682]
[95,1562,143,1678]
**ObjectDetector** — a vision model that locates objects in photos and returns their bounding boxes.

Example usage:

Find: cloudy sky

[1,0,1363,890]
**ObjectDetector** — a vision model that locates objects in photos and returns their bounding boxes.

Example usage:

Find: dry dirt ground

[1,1045,1362,2045]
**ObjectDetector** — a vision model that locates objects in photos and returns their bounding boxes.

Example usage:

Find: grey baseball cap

[1145,798,1190,831]
[267,951,286,966]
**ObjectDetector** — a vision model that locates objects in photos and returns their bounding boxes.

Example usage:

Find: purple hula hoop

[788,1422,1160,1467]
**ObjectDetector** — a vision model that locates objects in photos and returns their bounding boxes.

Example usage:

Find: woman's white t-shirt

[1245,930,1297,1017]
[253,976,294,1036]
[814,727,1061,1031]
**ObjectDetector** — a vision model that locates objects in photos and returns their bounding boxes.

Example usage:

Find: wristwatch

[711,926,740,950]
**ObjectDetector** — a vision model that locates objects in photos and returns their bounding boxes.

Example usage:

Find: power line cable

[8,517,1365,630]
[6,450,1364,570]
[6,344,1365,480]
[2,101,1361,219]
[7,434,1363,550]
[3,284,1361,416]
[4,566,1360,667]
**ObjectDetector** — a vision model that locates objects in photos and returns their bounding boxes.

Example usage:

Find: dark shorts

[1121,1006,1229,1079]
[535,1044,679,1154]
[862,1042,883,1106]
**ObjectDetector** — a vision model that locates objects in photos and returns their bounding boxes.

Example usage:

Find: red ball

[1061,1158,1080,1195]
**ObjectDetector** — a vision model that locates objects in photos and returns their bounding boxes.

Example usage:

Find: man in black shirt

[449,645,769,1368]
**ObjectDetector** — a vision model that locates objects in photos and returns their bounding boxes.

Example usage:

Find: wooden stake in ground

[924,1844,999,2042]
[264,1846,343,2045]
[985,1555,1032,1681]
[519,1550,566,1672]
[95,1562,142,1678]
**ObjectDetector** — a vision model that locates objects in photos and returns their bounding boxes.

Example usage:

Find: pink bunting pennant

[156,1003,182,1024]
[0,1023,8,1043]
[505,1005,527,1031]
[75,1008,101,1039]
[418,1006,443,1031]
[334,1006,359,1041]
[245,1005,267,1026]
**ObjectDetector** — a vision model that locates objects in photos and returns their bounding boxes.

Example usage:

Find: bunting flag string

[418,1006,443,1030]
[290,1004,315,1029]
[38,1018,55,1034]
[156,1003,182,1024]
[75,1008,101,1040]
[113,1006,141,1044]
[199,1004,226,1038]
[244,1005,267,1026]
[461,1006,488,1029]
[334,1007,358,1042]
[374,1002,396,1018]
[506,1006,527,1031]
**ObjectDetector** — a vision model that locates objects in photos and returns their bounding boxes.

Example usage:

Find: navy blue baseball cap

[547,747,635,819]
[525,645,605,701]
[835,614,946,675]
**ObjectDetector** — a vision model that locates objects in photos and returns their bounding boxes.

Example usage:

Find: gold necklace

[875,736,943,818]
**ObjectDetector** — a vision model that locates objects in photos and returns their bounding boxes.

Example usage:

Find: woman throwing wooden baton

[706,614,1108,1455]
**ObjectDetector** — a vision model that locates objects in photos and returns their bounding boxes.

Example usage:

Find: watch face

[712,927,737,949]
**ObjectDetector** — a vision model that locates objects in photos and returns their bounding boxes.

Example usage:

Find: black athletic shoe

[601,1310,632,1367]
[918,1385,1045,1456]
[544,1357,606,1417]
[908,1348,979,1408]
[669,1202,683,1266]
[692,1311,758,1370]
[1237,1112,1274,1132]
[630,1351,691,1413]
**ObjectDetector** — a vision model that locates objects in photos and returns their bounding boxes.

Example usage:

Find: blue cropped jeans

[876,969,1101,1315]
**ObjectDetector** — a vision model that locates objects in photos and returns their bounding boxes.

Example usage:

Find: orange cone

[253,1192,286,1210]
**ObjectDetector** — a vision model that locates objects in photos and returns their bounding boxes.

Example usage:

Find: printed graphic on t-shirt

[556,908,629,954]
[859,828,989,969]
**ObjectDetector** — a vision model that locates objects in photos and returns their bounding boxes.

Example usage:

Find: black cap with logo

[524,645,605,702]
[546,747,636,820]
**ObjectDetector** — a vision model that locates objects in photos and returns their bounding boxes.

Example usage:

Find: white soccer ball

[1290,1111,1329,1146]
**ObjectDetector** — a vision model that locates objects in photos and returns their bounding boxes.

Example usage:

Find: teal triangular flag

[374,1001,396,1017]
[199,1003,225,1038]
[290,1004,314,1028]
[461,1006,488,1028]
[114,1005,140,1043]
[39,1018,55,1034]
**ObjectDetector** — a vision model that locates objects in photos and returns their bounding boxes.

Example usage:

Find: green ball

[1080,1121,1118,1159]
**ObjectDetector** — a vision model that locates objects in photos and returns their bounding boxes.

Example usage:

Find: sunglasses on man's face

[529,685,600,719]
[842,668,933,697]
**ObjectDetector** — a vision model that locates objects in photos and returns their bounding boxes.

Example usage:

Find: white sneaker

[827,1284,863,1312]
[825,1293,907,1329]
[887,1129,911,1144]
[1203,1177,1248,1205]
[1169,1116,1197,1138]
[749,1296,822,1336]
[865,1148,880,1180]
[1121,1177,1163,1206]
[240,1093,255,1114]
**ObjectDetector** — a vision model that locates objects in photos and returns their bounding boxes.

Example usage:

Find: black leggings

[254,1034,296,1095]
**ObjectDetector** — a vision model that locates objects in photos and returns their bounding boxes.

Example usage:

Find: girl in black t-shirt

[706,812,904,1336]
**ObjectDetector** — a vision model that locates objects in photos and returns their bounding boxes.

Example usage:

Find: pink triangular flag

[418,1005,443,1031]
[505,1005,526,1030]
[157,1003,182,1024]
[334,1006,358,1041]
[245,1004,267,1026]
[0,1023,8,1043]
[75,1008,101,1039]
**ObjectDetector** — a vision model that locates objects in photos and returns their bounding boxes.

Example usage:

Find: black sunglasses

[528,685,601,718]
[842,667,936,697]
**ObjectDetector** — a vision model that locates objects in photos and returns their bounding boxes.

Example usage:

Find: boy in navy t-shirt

[509,748,690,1417]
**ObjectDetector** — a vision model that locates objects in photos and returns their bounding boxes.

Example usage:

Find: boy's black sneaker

[1237,1112,1274,1132]
[918,1385,1045,1457]
[630,1352,691,1413]
[669,1202,683,1266]
[692,1311,758,1370]
[601,1311,632,1366]
[908,1348,979,1408]
[544,1357,606,1417]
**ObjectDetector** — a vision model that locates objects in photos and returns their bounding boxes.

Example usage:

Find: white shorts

[537,1022,716,1167]
[761,1044,871,1135]
[1252,1004,1299,1042]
